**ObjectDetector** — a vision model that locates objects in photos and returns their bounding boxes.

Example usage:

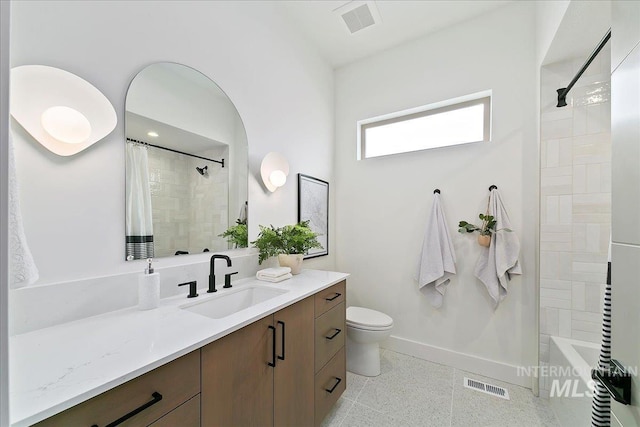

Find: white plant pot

[278,254,304,275]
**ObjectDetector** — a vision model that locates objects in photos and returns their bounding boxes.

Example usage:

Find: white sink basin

[182,286,288,319]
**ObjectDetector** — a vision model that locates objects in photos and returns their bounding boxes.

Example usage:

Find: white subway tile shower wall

[148,146,229,257]
[539,46,611,395]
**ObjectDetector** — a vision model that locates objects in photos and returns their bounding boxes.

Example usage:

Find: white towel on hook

[474,188,521,306]
[416,192,456,308]
[8,133,39,288]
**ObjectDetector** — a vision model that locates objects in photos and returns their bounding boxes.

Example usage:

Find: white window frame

[357,91,492,160]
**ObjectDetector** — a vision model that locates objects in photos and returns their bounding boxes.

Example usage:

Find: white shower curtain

[125,142,154,260]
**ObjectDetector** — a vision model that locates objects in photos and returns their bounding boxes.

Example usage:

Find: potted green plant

[251,220,322,274]
[458,213,510,247]
[219,219,248,248]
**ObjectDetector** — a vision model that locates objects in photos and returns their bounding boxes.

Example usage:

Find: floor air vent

[464,377,510,400]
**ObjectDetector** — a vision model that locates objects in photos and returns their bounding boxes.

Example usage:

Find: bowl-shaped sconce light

[261,152,289,192]
[10,65,117,156]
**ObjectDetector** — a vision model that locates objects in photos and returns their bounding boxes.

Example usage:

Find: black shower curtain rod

[126,137,224,167]
[556,28,611,108]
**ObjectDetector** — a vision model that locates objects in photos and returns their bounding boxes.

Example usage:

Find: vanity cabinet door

[201,315,275,427]
[149,394,200,427]
[274,296,315,426]
[34,350,200,427]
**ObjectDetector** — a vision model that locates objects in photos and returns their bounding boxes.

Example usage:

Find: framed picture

[298,174,329,259]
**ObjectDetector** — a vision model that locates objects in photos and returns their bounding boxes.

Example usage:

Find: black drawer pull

[268,325,276,367]
[277,320,286,361]
[92,391,162,427]
[325,377,342,393]
[325,328,342,340]
[325,292,341,302]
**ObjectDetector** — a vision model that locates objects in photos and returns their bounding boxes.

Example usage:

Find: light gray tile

[572,310,603,322]
[541,307,559,335]
[451,370,559,427]
[573,164,587,193]
[540,288,571,300]
[342,371,368,401]
[572,282,586,311]
[320,397,355,427]
[558,309,571,337]
[540,297,571,310]
[541,166,572,178]
[356,351,453,426]
[540,279,571,290]
[339,402,415,427]
[585,283,606,313]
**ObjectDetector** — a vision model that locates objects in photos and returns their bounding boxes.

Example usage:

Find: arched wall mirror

[125,63,248,260]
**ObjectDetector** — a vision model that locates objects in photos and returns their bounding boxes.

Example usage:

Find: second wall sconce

[10,65,117,156]
[260,152,289,192]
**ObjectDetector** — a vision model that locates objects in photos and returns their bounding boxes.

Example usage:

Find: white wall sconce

[10,65,117,156]
[260,152,289,192]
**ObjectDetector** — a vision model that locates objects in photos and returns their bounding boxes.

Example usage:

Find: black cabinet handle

[325,328,342,340]
[277,321,285,361]
[91,392,163,427]
[325,377,342,393]
[268,325,276,367]
[325,292,341,302]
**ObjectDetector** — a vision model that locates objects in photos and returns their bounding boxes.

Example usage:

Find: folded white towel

[257,267,292,279]
[256,273,292,283]
[416,193,456,308]
[474,189,521,306]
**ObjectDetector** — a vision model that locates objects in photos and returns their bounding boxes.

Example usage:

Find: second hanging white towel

[474,188,521,306]
[416,192,457,308]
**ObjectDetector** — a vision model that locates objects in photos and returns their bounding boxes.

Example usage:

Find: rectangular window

[358,92,491,159]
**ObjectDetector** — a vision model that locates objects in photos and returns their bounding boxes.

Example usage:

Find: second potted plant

[458,213,510,247]
[252,220,322,274]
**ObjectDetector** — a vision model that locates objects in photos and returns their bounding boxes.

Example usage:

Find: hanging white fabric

[125,142,154,260]
[416,192,457,308]
[474,188,521,306]
[8,133,39,288]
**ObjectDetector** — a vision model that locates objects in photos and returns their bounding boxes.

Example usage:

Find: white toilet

[346,306,393,377]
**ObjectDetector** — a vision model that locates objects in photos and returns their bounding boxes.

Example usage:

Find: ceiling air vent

[335,1,381,34]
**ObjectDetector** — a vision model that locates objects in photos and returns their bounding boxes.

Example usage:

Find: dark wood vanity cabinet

[201,281,348,427]
[313,281,347,426]
[201,296,316,427]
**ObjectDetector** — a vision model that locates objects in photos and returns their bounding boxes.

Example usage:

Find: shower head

[196,166,208,176]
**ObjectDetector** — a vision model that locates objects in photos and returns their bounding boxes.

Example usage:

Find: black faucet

[209,254,237,292]
[178,281,198,298]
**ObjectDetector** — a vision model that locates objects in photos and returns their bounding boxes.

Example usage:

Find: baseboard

[382,335,531,388]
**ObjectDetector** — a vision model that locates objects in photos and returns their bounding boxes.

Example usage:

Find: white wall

[535,0,570,67]
[9,0,335,286]
[335,2,538,385]
[1,2,11,424]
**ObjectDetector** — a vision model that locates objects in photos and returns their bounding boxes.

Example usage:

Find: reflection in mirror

[125,63,248,260]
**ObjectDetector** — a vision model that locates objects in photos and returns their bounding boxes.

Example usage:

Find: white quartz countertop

[9,269,349,426]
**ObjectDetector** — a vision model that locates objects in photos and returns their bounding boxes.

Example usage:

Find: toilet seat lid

[346,306,393,329]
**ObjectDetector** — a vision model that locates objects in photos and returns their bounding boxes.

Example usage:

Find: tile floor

[322,350,561,427]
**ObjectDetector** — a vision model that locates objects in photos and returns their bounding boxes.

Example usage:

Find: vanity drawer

[315,302,346,373]
[315,280,346,317]
[35,350,200,427]
[314,347,346,427]
[149,394,200,427]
